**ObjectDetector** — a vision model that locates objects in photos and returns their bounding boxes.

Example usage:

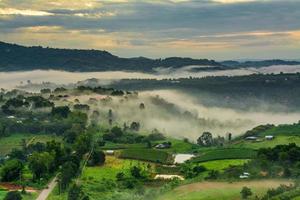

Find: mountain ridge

[0,41,299,72]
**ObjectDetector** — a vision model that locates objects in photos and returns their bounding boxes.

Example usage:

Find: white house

[265,135,274,140]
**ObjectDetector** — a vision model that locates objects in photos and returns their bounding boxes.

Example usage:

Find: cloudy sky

[0,0,300,60]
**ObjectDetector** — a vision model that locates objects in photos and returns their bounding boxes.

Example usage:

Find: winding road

[36,176,57,200]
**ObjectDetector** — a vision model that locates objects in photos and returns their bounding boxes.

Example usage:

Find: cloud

[0,8,53,16]
[0,0,299,59]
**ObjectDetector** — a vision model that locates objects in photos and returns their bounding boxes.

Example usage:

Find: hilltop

[0,41,299,72]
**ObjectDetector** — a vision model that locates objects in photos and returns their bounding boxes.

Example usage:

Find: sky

[0,0,300,60]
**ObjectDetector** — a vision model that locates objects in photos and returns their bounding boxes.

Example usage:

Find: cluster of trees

[76,86,125,96]
[180,163,207,178]
[116,165,151,190]
[0,106,87,138]
[1,95,54,114]
[197,132,225,147]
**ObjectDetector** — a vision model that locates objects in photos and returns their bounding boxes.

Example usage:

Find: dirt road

[36,176,57,200]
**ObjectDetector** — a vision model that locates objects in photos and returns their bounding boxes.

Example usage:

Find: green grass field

[120,148,173,164]
[158,180,293,200]
[0,133,61,156]
[192,148,256,163]
[156,139,199,153]
[232,136,300,149]
[101,142,146,150]
[0,190,6,200]
[259,124,300,136]
[0,190,37,200]
[200,159,250,171]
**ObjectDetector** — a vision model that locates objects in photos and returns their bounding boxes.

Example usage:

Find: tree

[28,152,55,180]
[139,103,145,110]
[88,150,105,166]
[68,183,89,200]
[130,166,143,179]
[60,161,78,190]
[9,149,26,161]
[130,122,140,131]
[4,191,22,200]
[51,106,70,118]
[64,124,84,143]
[74,133,92,156]
[241,187,253,199]
[1,159,23,181]
[197,132,213,146]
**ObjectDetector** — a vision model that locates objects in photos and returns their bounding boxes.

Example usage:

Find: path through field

[36,176,57,200]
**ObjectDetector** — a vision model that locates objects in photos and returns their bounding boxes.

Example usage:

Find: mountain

[0,41,221,72]
[0,41,299,72]
[221,60,300,68]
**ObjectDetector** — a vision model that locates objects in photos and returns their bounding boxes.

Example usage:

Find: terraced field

[192,148,256,163]
[120,148,173,164]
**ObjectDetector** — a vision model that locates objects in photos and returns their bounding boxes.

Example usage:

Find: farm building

[265,135,274,140]
[245,136,258,141]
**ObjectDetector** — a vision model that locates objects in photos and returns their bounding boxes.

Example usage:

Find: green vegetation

[0,134,61,156]
[158,180,293,200]
[200,159,250,171]
[192,148,257,163]
[120,149,173,164]
[233,136,300,149]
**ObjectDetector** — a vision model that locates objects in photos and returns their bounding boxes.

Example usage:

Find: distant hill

[0,41,299,72]
[221,59,300,68]
[0,41,221,72]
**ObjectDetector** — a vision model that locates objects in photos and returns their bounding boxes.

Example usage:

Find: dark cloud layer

[0,0,300,59]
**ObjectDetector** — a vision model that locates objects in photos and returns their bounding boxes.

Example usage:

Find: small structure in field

[245,136,258,141]
[155,142,172,149]
[265,135,274,140]
[154,174,184,181]
[239,172,250,179]
[105,150,114,155]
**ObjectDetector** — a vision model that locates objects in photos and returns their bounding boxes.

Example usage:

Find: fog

[1,64,300,89]
[69,89,300,141]
[1,66,300,140]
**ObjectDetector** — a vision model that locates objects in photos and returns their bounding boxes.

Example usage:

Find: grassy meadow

[158,180,293,200]
[0,133,61,156]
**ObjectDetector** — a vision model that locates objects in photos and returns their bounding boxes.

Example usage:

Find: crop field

[0,133,61,156]
[233,136,300,149]
[119,148,173,164]
[192,148,256,163]
[81,156,153,181]
[158,180,293,200]
[199,159,250,171]
[156,139,198,153]
[101,142,146,150]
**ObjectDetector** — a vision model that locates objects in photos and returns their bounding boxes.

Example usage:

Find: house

[239,172,250,179]
[155,142,172,149]
[7,116,15,119]
[245,136,258,141]
[105,150,114,155]
[265,135,274,140]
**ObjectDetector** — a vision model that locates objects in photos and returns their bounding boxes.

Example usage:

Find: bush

[1,159,23,181]
[4,191,22,200]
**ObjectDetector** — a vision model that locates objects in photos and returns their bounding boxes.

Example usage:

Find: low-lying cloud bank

[1,64,300,90]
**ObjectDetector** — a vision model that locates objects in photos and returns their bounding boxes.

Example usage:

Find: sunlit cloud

[0,8,53,16]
